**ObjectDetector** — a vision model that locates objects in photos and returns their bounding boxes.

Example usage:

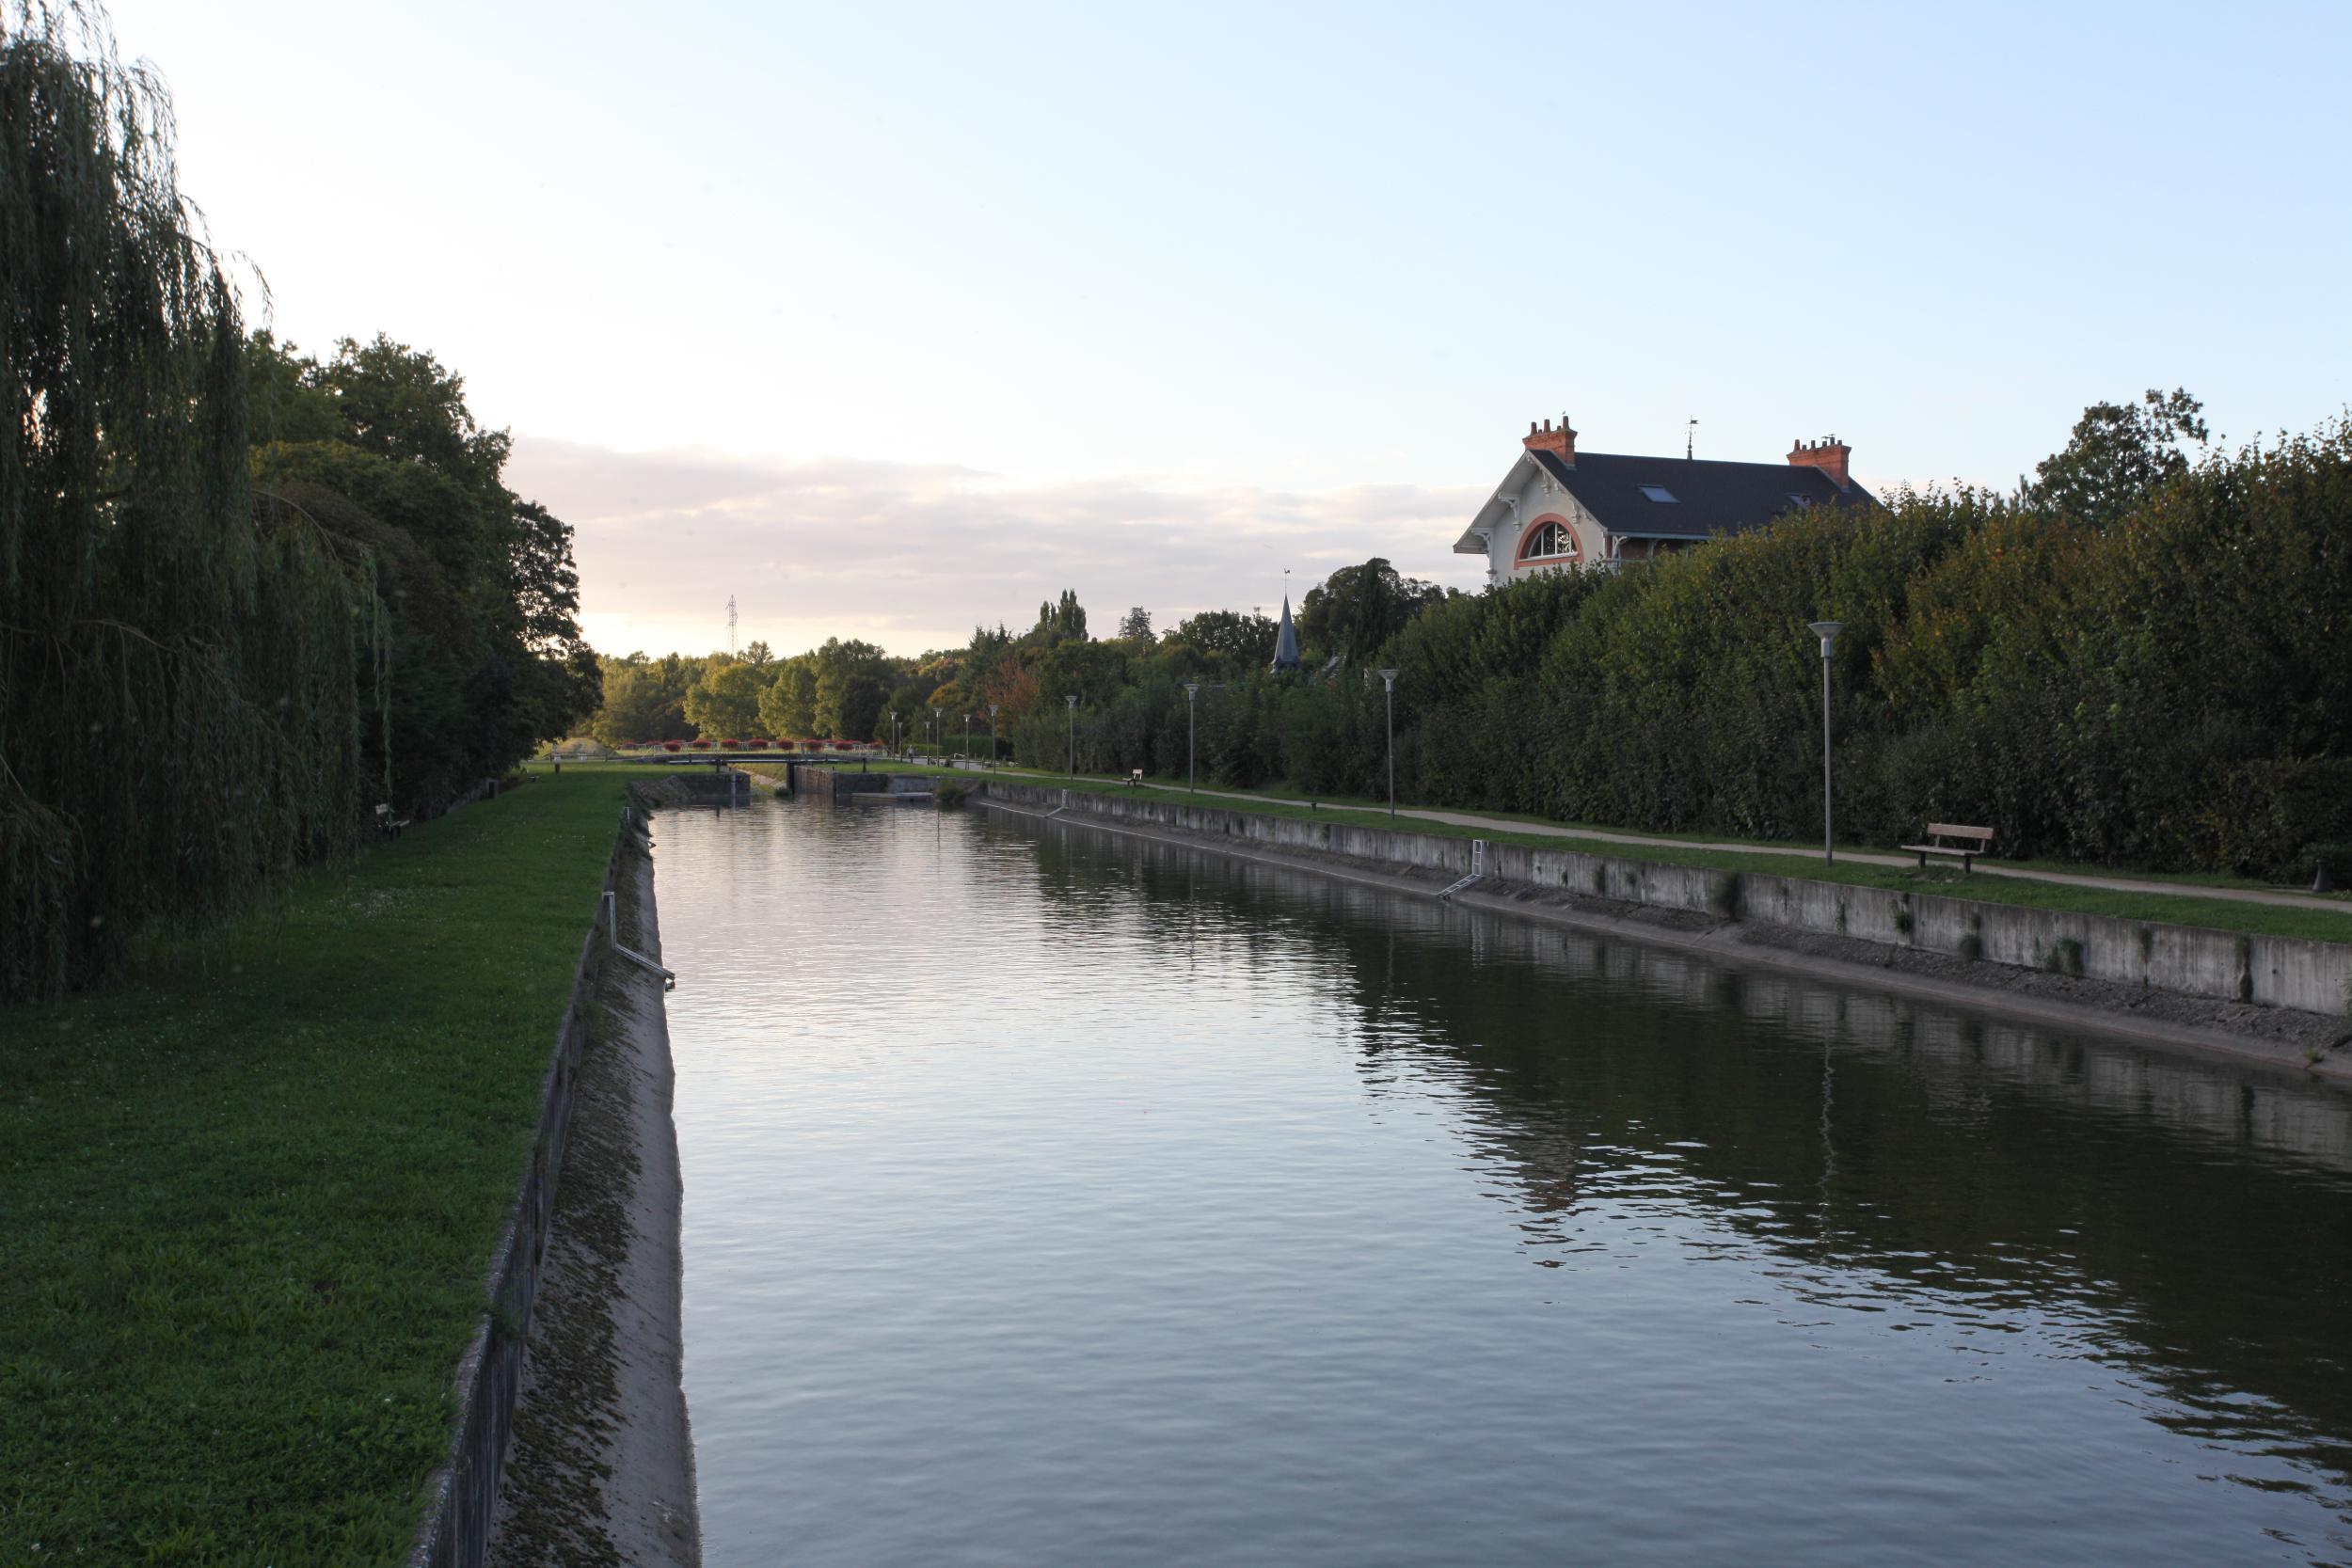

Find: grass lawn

[1,772,652,1565]
[947,766,2352,944]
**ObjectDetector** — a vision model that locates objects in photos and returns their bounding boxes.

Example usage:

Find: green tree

[243,330,344,445]
[1031,590,1089,646]
[757,656,819,737]
[509,498,599,739]
[1296,558,1446,663]
[1167,610,1277,666]
[248,331,598,799]
[2029,388,2209,527]
[683,657,769,737]
[813,638,891,738]
[317,332,512,510]
[510,500,582,652]
[2,11,381,999]
[593,654,698,746]
[960,624,1015,697]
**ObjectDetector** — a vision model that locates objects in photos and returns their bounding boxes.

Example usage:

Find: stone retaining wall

[981,783,2352,1019]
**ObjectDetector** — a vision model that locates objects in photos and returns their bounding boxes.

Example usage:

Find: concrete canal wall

[485,815,699,1566]
[781,763,944,800]
[631,771,747,806]
[1197,849,2352,1169]
[408,793,700,1568]
[405,801,635,1568]
[978,782,2352,1022]
[785,762,893,798]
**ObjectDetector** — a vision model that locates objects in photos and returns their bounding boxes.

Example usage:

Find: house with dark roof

[1453,416,1876,587]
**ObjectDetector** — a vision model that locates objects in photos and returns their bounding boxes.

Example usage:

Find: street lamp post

[1183,682,1200,793]
[1376,668,1400,817]
[988,703,999,768]
[962,711,972,767]
[930,706,940,761]
[1808,621,1843,864]
[1065,693,1078,779]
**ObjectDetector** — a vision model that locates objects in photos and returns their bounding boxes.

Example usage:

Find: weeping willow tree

[1,2,384,1001]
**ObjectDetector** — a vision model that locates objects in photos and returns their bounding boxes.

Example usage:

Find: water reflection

[1060,819,2352,1483]
[662,799,2352,1567]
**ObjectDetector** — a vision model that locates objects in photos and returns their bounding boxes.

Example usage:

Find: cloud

[507,436,1489,657]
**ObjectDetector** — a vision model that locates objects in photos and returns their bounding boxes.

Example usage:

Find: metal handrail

[602,888,677,990]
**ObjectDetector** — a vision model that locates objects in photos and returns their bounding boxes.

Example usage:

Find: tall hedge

[1019,427,2352,879]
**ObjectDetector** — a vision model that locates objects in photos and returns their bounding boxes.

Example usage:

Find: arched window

[1516,515,1580,567]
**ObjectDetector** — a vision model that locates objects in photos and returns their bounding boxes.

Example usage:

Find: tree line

[1,6,596,1000]
[997,395,2352,882]
[643,390,2352,885]
[593,557,1457,761]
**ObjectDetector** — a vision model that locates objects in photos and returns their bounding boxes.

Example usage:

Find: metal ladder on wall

[1437,839,1486,901]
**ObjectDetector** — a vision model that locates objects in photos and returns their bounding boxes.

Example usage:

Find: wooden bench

[1123,769,1145,788]
[374,802,412,840]
[1901,822,1994,871]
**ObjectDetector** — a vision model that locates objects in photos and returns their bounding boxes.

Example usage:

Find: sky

[99,0,2352,657]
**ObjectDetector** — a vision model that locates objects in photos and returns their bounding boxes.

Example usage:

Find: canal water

[656,796,2352,1567]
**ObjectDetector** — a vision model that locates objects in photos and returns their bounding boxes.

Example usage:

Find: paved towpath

[952,761,2351,918]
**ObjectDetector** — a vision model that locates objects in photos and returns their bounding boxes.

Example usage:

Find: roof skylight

[1637,484,1677,502]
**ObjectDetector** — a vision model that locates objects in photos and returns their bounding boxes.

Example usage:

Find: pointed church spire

[1270,594,1301,673]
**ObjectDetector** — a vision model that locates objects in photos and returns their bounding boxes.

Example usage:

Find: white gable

[1454,451,1603,587]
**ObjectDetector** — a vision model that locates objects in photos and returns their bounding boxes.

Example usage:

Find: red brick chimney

[1523,414,1577,466]
[1788,435,1852,490]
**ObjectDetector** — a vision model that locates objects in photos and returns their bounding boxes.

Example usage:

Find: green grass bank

[2,773,644,1564]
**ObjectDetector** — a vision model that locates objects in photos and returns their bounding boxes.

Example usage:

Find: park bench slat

[1901,821,1994,871]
